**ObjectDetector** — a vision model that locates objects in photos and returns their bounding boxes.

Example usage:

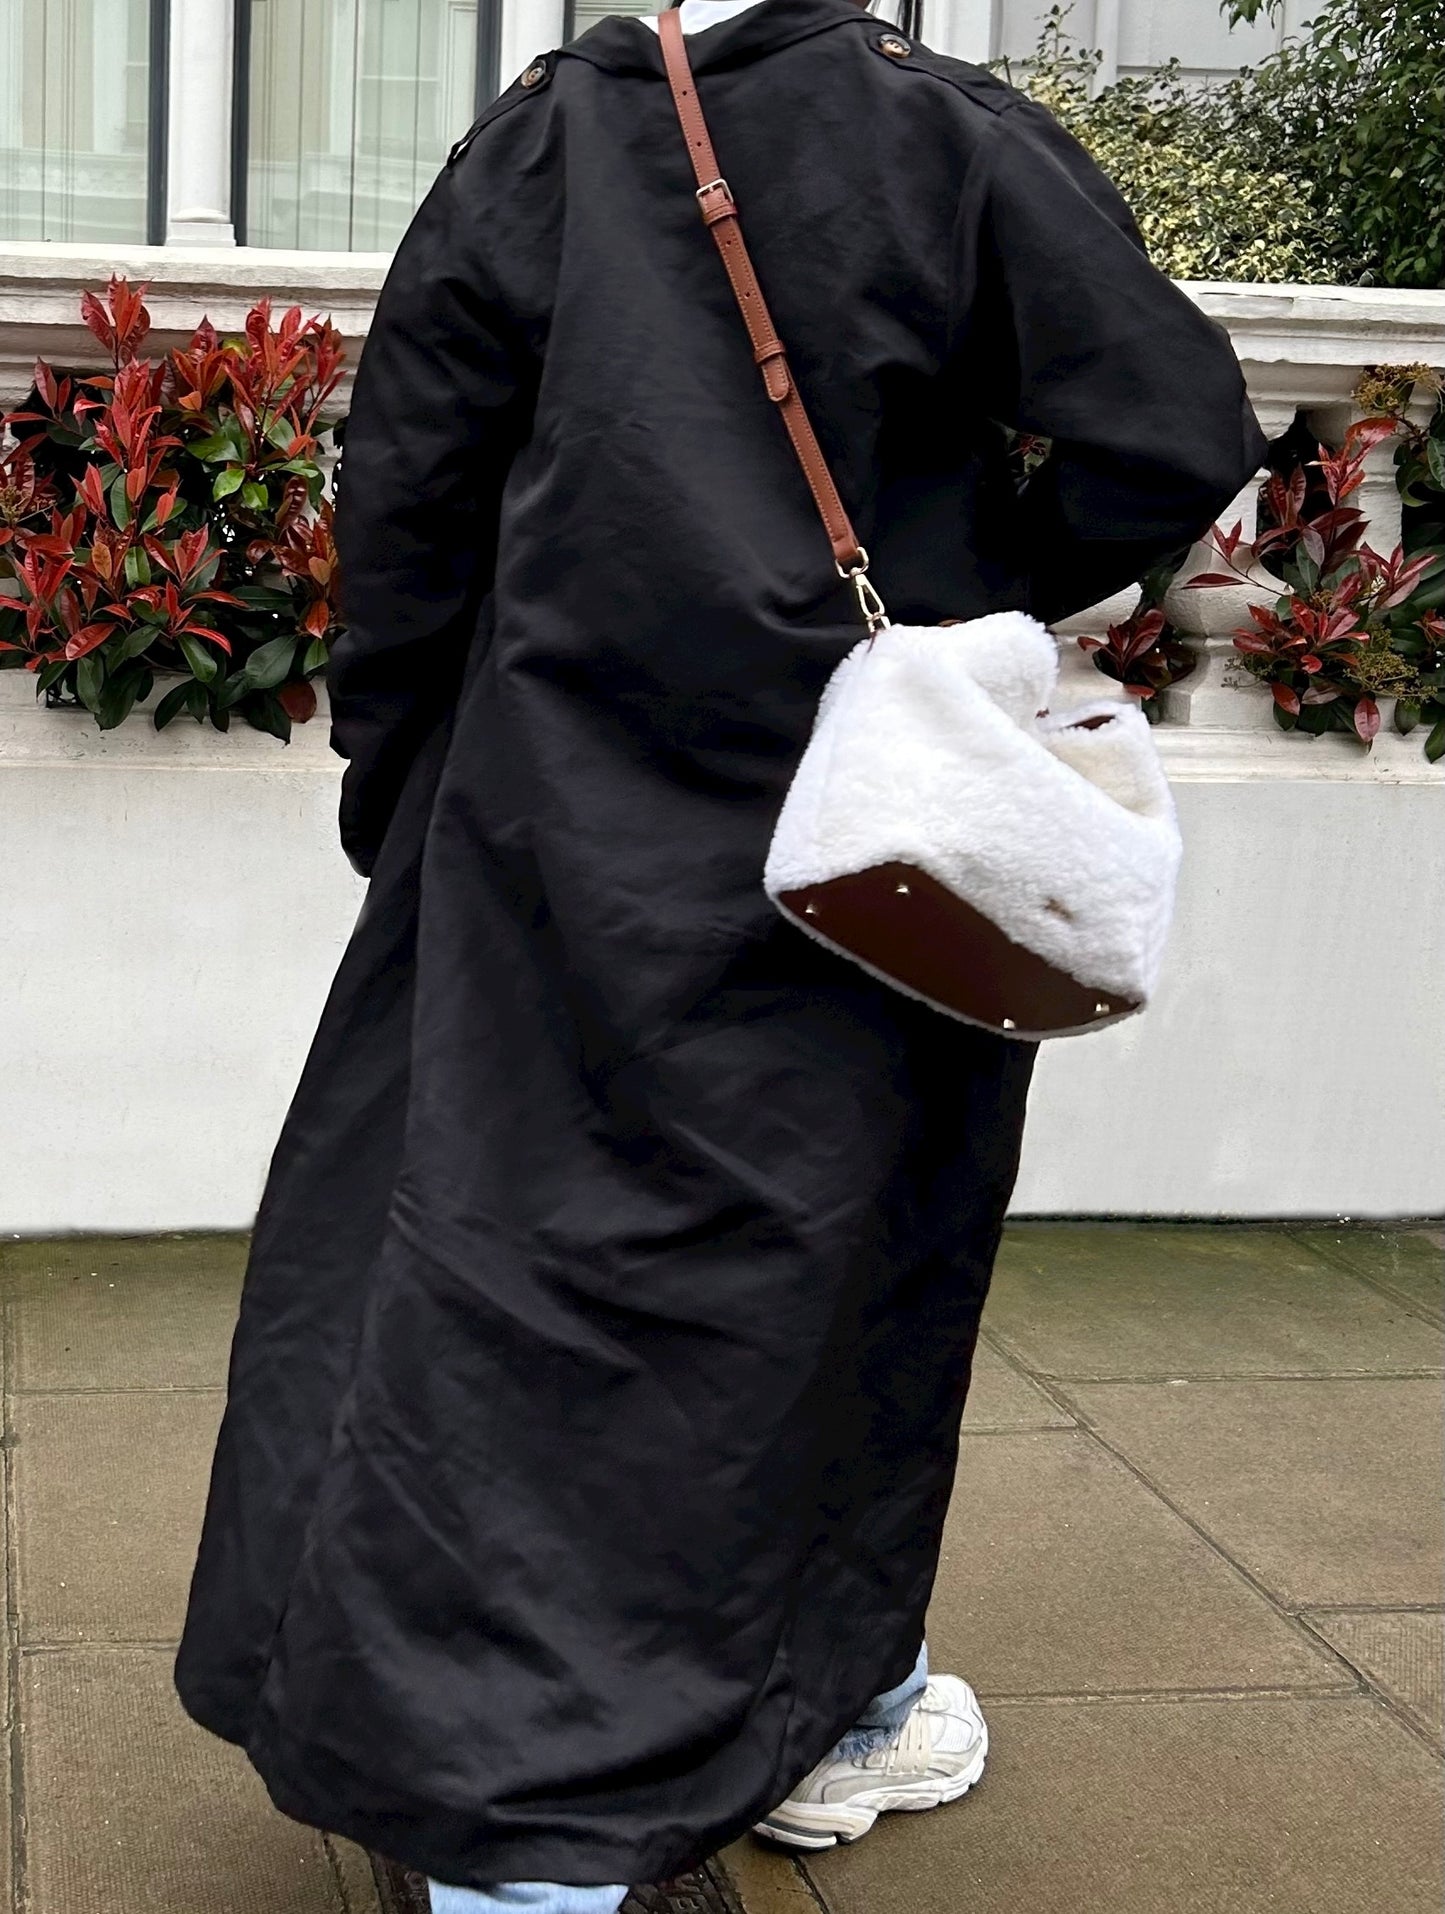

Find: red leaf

[77,465,106,515]
[1184,572,1245,590]
[277,678,318,723]
[302,599,331,639]
[1377,553,1437,610]
[79,289,115,354]
[1270,682,1302,716]
[1343,416,1398,458]
[1352,695,1380,743]
[179,624,232,653]
[63,623,114,661]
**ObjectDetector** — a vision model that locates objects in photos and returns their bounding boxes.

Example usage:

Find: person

[175,1,1265,1910]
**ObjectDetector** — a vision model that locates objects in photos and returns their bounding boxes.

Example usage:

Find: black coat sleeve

[330,162,528,876]
[958,99,1267,624]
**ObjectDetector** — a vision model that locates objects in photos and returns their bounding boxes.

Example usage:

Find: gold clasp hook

[836,548,890,636]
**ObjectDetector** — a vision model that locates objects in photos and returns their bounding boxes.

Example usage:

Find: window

[0,0,163,244]
[566,0,655,37]
[238,0,488,252]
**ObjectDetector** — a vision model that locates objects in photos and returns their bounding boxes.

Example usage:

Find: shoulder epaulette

[864,28,1022,119]
[448,51,556,167]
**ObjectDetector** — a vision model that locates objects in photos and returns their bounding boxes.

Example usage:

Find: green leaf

[212,465,245,501]
[1427,438,1445,490]
[235,585,296,612]
[108,470,131,529]
[117,623,157,663]
[264,414,299,452]
[215,671,252,709]
[123,546,151,589]
[302,636,329,674]
[1394,701,1421,735]
[242,691,292,743]
[240,480,269,512]
[1287,552,1321,596]
[75,652,105,713]
[240,632,298,690]
[176,632,218,682]
[186,430,238,462]
[95,663,149,731]
[153,680,195,730]
[1426,714,1445,764]
[36,657,71,694]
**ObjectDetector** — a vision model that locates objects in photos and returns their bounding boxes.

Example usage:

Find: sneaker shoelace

[867,1685,938,1776]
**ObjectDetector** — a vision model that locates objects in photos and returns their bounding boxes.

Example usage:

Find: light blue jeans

[427,1644,929,1914]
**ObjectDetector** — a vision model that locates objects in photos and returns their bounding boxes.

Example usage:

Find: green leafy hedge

[1003,1,1444,289]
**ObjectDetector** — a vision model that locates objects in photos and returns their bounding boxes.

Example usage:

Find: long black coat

[177,0,1264,1888]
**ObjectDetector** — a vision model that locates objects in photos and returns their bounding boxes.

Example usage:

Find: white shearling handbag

[660,9,1182,1040]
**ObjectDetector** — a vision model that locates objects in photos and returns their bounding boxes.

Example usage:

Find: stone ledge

[0,240,387,403]
[3,668,1436,784]
[3,249,1444,408]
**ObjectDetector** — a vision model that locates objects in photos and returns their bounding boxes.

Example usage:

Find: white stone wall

[2,258,1443,1229]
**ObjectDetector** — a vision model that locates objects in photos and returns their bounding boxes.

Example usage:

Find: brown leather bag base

[777,862,1139,1037]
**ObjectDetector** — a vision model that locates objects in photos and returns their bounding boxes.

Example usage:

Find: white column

[926,0,995,63]
[167,0,237,246]
[1091,0,1120,91]
[500,0,566,90]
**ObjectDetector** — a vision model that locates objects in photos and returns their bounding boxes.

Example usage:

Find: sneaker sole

[752,1721,988,1852]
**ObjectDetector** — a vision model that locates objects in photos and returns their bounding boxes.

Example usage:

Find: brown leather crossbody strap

[657,6,888,633]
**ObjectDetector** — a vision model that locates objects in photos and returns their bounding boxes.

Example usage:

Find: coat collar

[559,0,875,78]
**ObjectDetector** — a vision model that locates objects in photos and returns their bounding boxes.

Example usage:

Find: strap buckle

[695,178,736,223]
[837,548,890,635]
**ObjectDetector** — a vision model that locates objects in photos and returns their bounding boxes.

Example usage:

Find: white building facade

[1,0,1312,258]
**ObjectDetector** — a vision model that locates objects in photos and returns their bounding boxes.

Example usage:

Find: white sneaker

[753,1675,988,1851]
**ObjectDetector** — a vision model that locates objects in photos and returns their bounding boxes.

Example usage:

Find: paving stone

[929,1430,1338,1696]
[0,1676,10,1914]
[802,1696,1444,1914]
[330,1839,385,1913]
[1070,1378,1445,1608]
[988,1225,1443,1379]
[1290,1228,1443,1323]
[3,1234,246,1390]
[14,1391,223,1641]
[1305,1609,1444,1749]
[720,1839,817,1914]
[20,1645,346,1914]
[961,1342,1074,1432]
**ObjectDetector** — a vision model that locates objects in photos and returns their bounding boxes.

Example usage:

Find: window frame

[146,0,172,244]
[229,0,502,248]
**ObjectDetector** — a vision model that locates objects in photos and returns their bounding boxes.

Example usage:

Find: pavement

[2,1223,1440,1914]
